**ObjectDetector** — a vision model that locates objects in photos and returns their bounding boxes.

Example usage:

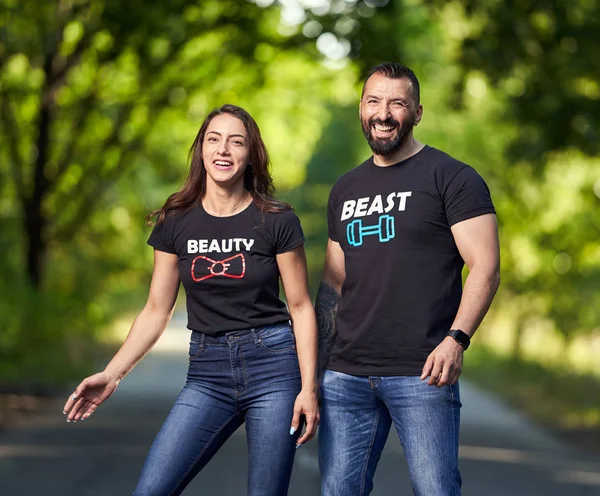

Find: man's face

[360,73,421,156]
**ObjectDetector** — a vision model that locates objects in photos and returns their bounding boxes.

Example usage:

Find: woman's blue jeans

[133,322,302,496]
[319,370,462,496]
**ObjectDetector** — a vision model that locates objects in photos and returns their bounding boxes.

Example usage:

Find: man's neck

[372,137,425,167]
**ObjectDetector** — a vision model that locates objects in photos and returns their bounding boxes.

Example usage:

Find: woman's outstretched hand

[290,388,320,447]
[62,372,119,422]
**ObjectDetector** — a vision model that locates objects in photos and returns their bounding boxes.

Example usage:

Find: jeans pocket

[189,341,203,359]
[258,326,296,353]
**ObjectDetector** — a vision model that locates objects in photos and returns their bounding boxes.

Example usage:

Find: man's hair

[361,62,420,105]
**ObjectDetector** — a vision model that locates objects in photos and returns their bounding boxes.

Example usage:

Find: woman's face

[202,113,250,188]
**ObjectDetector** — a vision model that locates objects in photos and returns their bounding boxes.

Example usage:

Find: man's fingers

[428,359,443,386]
[420,355,433,380]
[437,363,452,387]
[450,367,462,385]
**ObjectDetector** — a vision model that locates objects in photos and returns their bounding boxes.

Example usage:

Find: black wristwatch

[446,329,470,350]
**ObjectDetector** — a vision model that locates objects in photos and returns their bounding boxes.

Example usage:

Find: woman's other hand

[62,372,119,422]
[291,388,320,446]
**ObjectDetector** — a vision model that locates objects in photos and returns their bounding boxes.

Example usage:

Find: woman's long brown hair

[147,104,291,225]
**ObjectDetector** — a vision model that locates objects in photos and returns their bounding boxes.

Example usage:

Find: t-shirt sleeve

[273,209,305,254]
[327,185,339,242]
[443,166,496,227]
[147,214,177,254]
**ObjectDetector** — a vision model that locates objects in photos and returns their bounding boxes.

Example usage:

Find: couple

[63,62,500,496]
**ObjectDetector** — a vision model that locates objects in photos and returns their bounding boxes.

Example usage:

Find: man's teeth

[215,161,232,166]
[374,124,395,132]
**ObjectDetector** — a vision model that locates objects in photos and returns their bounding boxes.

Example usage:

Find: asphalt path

[1,316,599,495]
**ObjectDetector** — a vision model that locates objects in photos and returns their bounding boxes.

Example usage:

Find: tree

[0,0,321,289]
[426,0,600,162]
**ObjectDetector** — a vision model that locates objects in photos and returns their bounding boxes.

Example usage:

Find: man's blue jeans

[133,322,302,496]
[319,370,462,496]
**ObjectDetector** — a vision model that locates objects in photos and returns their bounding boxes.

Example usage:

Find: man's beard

[361,114,416,156]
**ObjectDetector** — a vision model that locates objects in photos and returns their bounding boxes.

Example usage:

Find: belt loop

[199,333,205,351]
[250,328,260,346]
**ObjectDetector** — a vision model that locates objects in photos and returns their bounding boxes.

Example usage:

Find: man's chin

[368,138,401,156]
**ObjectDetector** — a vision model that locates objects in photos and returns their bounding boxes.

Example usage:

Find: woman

[62,104,319,495]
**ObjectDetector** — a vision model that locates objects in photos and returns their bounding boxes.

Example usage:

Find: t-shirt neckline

[369,145,430,170]
[199,199,255,220]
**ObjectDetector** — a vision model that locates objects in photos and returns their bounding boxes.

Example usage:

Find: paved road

[1,317,599,495]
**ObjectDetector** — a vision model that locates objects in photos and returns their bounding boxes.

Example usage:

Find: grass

[463,345,600,454]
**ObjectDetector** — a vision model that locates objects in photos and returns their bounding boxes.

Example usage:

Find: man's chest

[333,183,448,252]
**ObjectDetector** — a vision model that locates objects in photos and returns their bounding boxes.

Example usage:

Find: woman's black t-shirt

[147,202,304,335]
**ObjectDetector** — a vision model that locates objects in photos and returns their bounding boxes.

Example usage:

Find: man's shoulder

[423,146,470,174]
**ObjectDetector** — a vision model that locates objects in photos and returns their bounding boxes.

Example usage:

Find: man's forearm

[315,281,341,376]
[451,266,500,337]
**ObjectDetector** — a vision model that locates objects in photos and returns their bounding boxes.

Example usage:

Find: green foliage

[0,0,598,392]
[0,0,382,384]
[425,0,600,162]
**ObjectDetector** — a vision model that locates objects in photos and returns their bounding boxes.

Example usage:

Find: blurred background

[1,0,599,493]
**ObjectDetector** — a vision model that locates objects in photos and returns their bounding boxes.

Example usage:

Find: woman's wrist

[301,381,318,394]
[103,367,124,385]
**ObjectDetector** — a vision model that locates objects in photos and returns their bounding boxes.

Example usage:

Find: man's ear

[414,104,423,126]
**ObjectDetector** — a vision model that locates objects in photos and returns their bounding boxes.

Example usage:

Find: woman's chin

[207,173,244,188]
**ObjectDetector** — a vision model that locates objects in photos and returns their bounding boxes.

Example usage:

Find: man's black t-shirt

[148,202,304,335]
[326,145,496,376]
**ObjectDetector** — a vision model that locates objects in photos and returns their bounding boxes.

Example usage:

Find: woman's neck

[202,182,251,217]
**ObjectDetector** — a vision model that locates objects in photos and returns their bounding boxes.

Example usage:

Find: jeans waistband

[190,321,291,348]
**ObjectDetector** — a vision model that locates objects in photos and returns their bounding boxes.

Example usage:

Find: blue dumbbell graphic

[347,215,395,246]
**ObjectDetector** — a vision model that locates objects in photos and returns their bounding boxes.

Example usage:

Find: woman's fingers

[289,406,302,437]
[296,413,319,445]
[82,402,98,420]
[62,378,90,415]
[74,401,93,421]
[295,404,320,446]
[66,396,86,422]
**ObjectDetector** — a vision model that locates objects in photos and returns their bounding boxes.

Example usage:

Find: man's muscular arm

[315,239,345,378]
[421,213,500,387]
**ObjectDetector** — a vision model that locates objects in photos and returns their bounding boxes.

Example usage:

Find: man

[316,62,500,496]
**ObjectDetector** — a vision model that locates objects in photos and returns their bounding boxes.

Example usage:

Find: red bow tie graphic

[191,253,246,282]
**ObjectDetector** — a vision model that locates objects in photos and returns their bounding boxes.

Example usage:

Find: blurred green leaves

[0,0,599,390]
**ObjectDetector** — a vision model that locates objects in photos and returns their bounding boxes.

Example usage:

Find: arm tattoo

[315,281,341,377]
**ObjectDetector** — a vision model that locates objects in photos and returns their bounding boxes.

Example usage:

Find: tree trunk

[25,55,54,289]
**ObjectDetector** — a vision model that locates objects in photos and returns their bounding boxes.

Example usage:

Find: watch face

[449,330,469,348]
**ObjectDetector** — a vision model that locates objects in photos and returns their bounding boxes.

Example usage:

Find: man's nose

[375,105,391,121]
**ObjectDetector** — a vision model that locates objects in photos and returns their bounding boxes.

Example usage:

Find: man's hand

[420,337,464,387]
